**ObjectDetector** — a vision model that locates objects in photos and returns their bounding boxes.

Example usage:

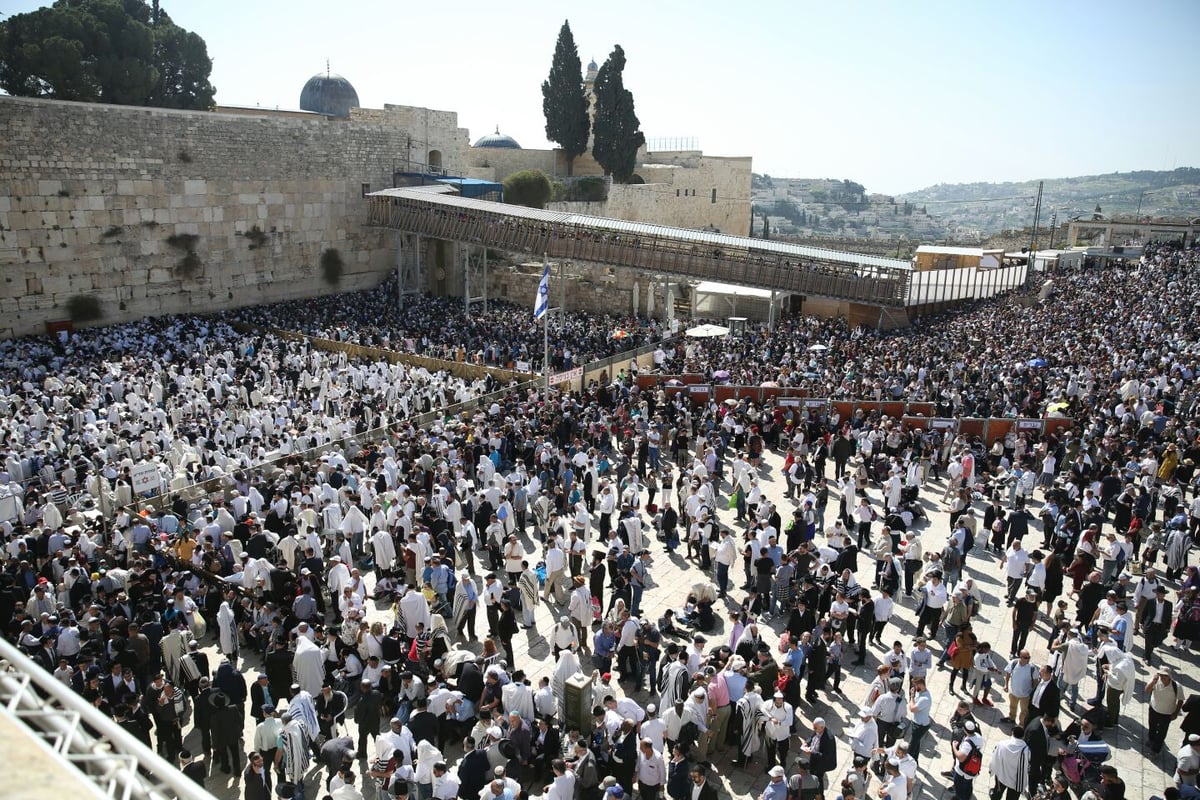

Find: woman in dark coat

[1042,552,1065,617]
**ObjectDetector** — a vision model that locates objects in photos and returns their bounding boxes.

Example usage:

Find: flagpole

[542,253,550,391]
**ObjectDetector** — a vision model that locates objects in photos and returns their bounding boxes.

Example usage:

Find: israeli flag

[534,262,550,320]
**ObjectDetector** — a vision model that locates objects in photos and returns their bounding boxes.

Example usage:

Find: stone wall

[0,96,468,338]
[467,146,752,236]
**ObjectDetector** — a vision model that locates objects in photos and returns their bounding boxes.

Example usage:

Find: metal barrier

[0,637,219,800]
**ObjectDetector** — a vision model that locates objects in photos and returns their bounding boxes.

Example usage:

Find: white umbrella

[685,323,730,338]
[807,344,829,352]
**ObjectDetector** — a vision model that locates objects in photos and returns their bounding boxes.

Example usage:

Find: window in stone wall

[711,188,716,204]
[362,183,370,197]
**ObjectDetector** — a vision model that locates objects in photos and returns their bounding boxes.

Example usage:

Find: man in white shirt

[714,530,738,598]
[544,539,568,605]
[764,692,794,767]
[847,707,879,760]
[544,758,576,800]
[635,737,667,799]
[1003,540,1030,605]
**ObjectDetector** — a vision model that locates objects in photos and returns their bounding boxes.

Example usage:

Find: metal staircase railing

[0,637,218,800]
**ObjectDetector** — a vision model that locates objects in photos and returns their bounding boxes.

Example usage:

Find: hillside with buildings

[750,174,950,244]
[898,167,1200,235]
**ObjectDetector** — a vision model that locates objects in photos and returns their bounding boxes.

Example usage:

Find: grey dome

[473,127,521,149]
[299,71,360,118]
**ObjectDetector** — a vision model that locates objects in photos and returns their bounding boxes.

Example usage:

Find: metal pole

[543,253,551,390]
[1028,180,1044,258]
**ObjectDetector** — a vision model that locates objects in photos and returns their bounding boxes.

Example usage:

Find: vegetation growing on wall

[320,247,344,286]
[66,294,102,322]
[166,232,201,277]
[241,225,269,249]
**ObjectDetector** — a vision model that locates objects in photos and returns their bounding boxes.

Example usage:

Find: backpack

[962,739,982,776]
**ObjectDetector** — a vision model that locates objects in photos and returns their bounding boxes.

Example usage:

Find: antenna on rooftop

[326,58,330,78]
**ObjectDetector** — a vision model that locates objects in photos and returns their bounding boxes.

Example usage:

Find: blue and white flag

[534,262,550,320]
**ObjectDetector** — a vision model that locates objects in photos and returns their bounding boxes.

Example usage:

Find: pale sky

[3,0,1199,194]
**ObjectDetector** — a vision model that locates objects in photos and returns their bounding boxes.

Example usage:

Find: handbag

[191,610,207,638]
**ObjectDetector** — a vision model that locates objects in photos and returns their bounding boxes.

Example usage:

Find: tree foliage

[541,20,590,177]
[591,45,645,184]
[503,170,553,209]
[0,0,215,110]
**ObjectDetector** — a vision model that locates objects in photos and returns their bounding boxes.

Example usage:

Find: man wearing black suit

[1028,665,1061,723]
[1024,714,1060,796]
[802,717,838,793]
[666,745,691,800]
[315,684,348,740]
[457,739,491,800]
[407,699,439,750]
[250,674,276,722]
[1141,585,1175,667]
[243,752,273,800]
[688,764,719,800]
[458,659,485,704]
[533,718,561,782]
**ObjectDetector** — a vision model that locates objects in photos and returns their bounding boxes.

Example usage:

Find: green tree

[591,45,645,183]
[541,20,590,177]
[503,170,553,209]
[0,0,214,110]
[149,11,215,109]
[761,213,770,240]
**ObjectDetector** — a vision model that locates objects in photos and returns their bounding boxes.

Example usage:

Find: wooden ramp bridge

[366,187,914,307]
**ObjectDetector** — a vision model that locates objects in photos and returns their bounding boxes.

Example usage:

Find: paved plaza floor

[186,443,1189,800]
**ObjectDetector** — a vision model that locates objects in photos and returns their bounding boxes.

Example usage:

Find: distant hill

[898,168,1200,235]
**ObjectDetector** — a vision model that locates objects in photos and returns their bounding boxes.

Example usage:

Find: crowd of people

[232,278,663,373]
[652,246,1200,425]
[1,242,1199,800]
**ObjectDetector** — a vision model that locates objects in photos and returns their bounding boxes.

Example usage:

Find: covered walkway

[367,187,912,305]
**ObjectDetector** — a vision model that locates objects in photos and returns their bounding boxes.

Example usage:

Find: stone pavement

[186,444,1190,800]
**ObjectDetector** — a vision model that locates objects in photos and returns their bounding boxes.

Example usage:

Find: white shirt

[1004,547,1029,579]
[764,700,793,741]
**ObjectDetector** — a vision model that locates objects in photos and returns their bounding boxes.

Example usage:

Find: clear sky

[3,0,1198,194]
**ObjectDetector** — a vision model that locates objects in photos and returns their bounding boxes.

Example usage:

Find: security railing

[0,637,219,800]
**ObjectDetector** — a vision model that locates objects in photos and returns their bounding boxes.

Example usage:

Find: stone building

[0,94,469,338]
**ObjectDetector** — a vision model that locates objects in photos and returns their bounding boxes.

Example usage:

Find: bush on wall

[321,247,344,286]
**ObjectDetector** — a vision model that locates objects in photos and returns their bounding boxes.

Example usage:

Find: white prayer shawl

[989,738,1031,791]
[399,590,432,638]
[217,601,238,656]
[519,570,540,615]
[569,586,592,630]
[280,717,312,782]
[622,516,645,554]
[293,637,325,697]
[501,682,535,724]
[659,661,690,710]
[328,562,351,596]
[160,629,189,684]
[288,689,319,740]
[552,649,583,721]
[1059,640,1089,685]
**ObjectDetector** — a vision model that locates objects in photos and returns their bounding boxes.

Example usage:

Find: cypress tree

[540,21,590,177]
[591,45,645,183]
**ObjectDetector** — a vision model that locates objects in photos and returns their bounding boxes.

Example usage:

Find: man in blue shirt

[759,766,788,800]
[908,675,933,763]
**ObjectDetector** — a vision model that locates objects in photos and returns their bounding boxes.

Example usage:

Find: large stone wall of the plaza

[0,96,467,339]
